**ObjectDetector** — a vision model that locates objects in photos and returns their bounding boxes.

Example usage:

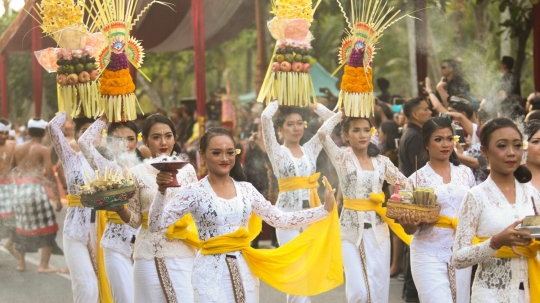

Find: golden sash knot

[278,172,322,208]
[343,194,412,245]
[67,195,83,207]
[433,216,459,229]
[474,237,540,303]
[199,207,343,296]
[141,212,200,248]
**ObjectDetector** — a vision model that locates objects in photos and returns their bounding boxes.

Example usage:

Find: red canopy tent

[0,0,255,118]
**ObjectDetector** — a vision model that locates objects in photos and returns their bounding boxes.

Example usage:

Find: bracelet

[490,235,500,250]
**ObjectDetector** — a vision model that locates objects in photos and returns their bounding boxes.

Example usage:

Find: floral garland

[341,66,372,93]
[100,69,136,96]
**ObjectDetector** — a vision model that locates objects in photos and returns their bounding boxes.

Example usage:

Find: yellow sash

[278,172,321,208]
[200,206,343,296]
[67,195,83,207]
[474,237,540,303]
[141,212,200,248]
[343,193,412,245]
[106,211,125,224]
[433,215,458,229]
[96,211,113,302]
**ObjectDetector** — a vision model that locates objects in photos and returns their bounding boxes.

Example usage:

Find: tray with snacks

[386,186,440,224]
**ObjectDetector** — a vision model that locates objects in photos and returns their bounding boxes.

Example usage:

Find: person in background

[376,78,392,104]
[436,59,470,107]
[206,88,224,129]
[0,119,16,259]
[180,107,197,146]
[170,108,184,142]
[525,110,540,122]
[526,120,540,191]
[499,56,521,97]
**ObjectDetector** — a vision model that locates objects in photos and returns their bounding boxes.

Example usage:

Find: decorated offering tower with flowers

[31,0,105,118]
[257,0,321,107]
[334,0,411,117]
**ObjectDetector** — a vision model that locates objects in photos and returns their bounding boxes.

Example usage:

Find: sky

[0,0,25,18]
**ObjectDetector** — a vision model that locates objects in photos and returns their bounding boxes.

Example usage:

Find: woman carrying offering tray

[398,117,475,303]
[108,114,199,303]
[78,116,143,303]
[526,121,540,192]
[317,111,409,303]
[453,118,540,303]
[149,127,343,303]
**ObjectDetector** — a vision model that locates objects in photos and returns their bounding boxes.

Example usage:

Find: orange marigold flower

[341,66,373,93]
[100,68,135,95]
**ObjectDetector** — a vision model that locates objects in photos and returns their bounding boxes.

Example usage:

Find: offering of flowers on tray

[80,167,135,210]
[150,153,190,188]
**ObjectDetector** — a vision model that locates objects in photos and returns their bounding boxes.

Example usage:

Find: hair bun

[514,165,532,183]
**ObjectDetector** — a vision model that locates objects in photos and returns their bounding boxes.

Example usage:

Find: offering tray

[386,200,441,224]
[150,157,190,188]
[81,185,135,210]
[518,215,540,239]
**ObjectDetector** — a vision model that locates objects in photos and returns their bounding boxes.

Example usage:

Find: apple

[56,74,67,86]
[301,56,311,64]
[89,70,98,81]
[292,62,303,73]
[272,62,281,72]
[67,73,79,85]
[280,61,292,72]
[74,63,85,74]
[65,65,75,74]
[294,54,303,62]
[284,54,294,63]
[78,71,90,83]
[302,63,311,73]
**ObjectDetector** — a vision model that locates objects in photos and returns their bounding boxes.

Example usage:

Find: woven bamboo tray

[386,200,440,224]
[81,185,136,210]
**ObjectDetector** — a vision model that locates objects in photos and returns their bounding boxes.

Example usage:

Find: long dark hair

[480,118,531,183]
[274,107,309,129]
[107,121,144,162]
[422,117,460,166]
[74,117,95,138]
[380,120,399,153]
[200,127,246,182]
[141,114,182,156]
[341,117,380,157]
[526,120,540,142]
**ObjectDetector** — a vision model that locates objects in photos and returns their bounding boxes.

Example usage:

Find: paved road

[0,206,407,302]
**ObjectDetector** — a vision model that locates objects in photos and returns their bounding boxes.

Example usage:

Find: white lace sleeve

[317,112,346,170]
[452,191,497,269]
[78,119,111,170]
[48,111,75,167]
[183,164,198,184]
[261,101,282,172]
[148,188,196,232]
[381,156,407,186]
[247,183,329,228]
[127,175,143,228]
[314,103,335,120]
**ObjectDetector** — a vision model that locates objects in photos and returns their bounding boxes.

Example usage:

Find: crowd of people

[0,55,539,303]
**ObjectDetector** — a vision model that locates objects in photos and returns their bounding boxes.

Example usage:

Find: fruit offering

[273,41,311,73]
[55,49,99,86]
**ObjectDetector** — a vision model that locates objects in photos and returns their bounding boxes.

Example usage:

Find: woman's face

[344,119,371,150]
[202,135,236,177]
[482,127,523,176]
[278,113,304,145]
[109,126,137,153]
[378,127,387,144]
[143,123,175,157]
[527,131,540,167]
[426,127,454,162]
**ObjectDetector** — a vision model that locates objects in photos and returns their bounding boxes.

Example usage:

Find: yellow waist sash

[343,193,412,245]
[474,237,540,303]
[433,216,458,229]
[106,211,125,225]
[278,172,321,208]
[96,210,113,302]
[67,195,83,207]
[200,206,343,296]
[141,212,199,248]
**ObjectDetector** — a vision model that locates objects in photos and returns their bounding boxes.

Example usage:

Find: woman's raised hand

[323,176,336,212]
[156,171,173,194]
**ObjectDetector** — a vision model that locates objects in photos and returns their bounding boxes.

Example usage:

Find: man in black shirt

[398,97,432,302]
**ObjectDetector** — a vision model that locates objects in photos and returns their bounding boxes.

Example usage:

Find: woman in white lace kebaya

[525,121,540,192]
[48,111,99,303]
[317,112,408,303]
[261,100,333,303]
[110,114,198,303]
[398,117,475,303]
[149,127,337,303]
[78,117,143,303]
[453,118,539,303]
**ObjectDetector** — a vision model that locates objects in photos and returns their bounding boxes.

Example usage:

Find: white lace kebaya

[148,177,329,303]
[126,161,198,260]
[453,176,540,303]
[49,111,94,242]
[78,119,139,257]
[408,162,476,263]
[261,100,334,211]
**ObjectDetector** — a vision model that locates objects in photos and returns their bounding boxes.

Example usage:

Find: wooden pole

[534,2,540,91]
[31,15,43,118]
[192,0,206,176]
[0,55,7,118]
[414,0,427,97]
[254,0,268,94]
